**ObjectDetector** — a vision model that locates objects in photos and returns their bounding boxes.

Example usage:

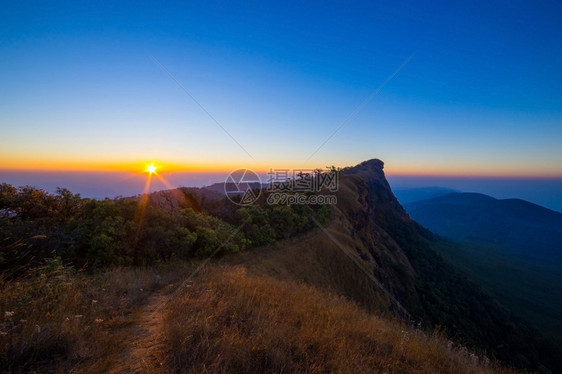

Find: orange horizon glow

[1,158,562,179]
[0,158,246,173]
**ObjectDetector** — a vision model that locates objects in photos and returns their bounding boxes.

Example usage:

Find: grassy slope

[234,222,393,316]
[0,262,194,373]
[164,265,511,374]
[1,221,519,374]
[1,252,513,373]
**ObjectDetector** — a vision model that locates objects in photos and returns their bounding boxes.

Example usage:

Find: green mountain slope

[405,192,562,348]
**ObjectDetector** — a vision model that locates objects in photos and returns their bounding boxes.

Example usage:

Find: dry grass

[233,224,393,317]
[1,260,519,373]
[164,266,515,374]
[0,259,193,373]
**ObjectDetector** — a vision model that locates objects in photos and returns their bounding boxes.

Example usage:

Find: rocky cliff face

[335,159,422,317]
[245,158,561,371]
[337,160,562,372]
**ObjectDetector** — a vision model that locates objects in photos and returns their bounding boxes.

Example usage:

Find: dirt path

[109,288,172,374]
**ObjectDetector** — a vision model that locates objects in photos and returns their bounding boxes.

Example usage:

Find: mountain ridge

[406,192,562,261]
[241,159,562,372]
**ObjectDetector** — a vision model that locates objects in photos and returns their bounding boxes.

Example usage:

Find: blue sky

[1,1,561,178]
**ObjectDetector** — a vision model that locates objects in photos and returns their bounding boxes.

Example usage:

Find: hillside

[236,160,562,372]
[164,265,512,373]
[405,192,562,347]
[405,192,562,263]
[2,159,562,372]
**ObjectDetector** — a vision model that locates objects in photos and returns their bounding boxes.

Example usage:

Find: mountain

[405,192,562,349]
[241,160,562,372]
[406,192,562,263]
[142,160,562,371]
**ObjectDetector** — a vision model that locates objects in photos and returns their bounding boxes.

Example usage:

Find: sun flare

[146,163,157,175]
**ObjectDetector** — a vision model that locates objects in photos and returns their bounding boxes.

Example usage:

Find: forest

[0,183,331,274]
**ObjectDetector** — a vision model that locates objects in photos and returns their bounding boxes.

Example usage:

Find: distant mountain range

[393,186,459,205]
[406,192,562,263]
[403,192,562,349]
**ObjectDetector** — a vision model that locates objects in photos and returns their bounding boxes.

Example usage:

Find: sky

[1,1,561,206]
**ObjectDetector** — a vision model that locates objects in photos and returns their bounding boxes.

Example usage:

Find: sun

[146,163,157,175]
